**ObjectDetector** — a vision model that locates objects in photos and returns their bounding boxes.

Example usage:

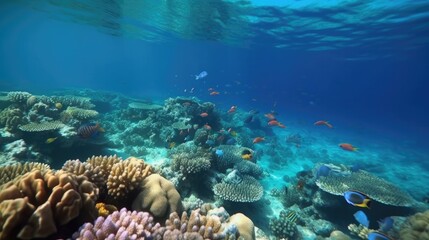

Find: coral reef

[6,91,32,103]
[170,142,211,177]
[399,210,429,240]
[0,107,22,131]
[72,208,163,239]
[132,174,183,219]
[61,159,105,190]
[51,95,94,109]
[65,106,99,120]
[0,169,98,239]
[107,157,152,199]
[316,170,415,206]
[213,175,263,202]
[269,210,297,239]
[0,162,51,185]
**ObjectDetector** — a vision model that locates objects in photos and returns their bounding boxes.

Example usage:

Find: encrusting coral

[0,169,98,240]
[132,174,183,219]
[399,210,429,240]
[106,157,152,199]
[316,170,415,207]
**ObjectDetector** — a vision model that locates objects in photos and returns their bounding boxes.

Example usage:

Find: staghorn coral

[0,162,51,185]
[213,175,263,202]
[19,120,65,132]
[399,210,429,240]
[269,210,297,239]
[0,169,98,240]
[316,170,415,207]
[170,142,211,176]
[132,174,183,219]
[106,157,152,199]
[72,208,164,239]
[65,106,99,120]
[7,91,32,103]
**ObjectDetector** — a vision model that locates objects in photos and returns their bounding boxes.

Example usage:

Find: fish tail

[96,123,105,132]
[364,199,371,209]
[326,122,333,128]
[353,147,359,151]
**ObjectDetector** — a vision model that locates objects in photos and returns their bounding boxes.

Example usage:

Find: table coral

[213,175,263,202]
[132,174,183,219]
[316,170,415,207]
[0,169,98,240]
[19,120,65,132]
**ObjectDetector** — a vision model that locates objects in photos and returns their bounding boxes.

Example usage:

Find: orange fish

[200,112,208,117]
[210,91,220,96]
[339,143,358,151]
[264,113,276,120]
[268,120,286,128]
[204,124,212,130]
[228,105,237,114]
[253,137,265,144]
[314,120,333,128]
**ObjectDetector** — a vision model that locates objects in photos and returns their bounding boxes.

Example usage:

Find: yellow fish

[242,153,252,160]
[46,137,57,144]
[168,142,176,149]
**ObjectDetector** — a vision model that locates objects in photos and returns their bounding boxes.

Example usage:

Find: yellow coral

[107,157,152,199]
[95,202,117,217]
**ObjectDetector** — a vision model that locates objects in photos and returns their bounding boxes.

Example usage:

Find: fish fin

[353,148,359,151]
[364,199,371,209]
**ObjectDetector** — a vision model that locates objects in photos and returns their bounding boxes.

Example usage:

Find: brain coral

[213,175,263,202]
[316,170,415,206]
[0,169,98,240]
[0,162,51,185]
[19,120,65,132]
[132,174,183,219]
[399,210,429,240]
[107,157,152,199]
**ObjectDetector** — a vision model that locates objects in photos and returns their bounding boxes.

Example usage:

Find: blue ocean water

[1,0,429,239]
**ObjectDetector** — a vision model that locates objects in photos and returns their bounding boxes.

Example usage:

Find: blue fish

[367,232,392,240]
[344,190,371,208]
[195,71,208,80]
[205,139,215,147]
[316,165,331,178]
[226,138,236,145]
[78,123,104,138]
[353,210,369,228]
[378,217,394,232]
[215,149,224,157]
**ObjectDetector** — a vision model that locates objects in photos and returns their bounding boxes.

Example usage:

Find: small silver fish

[195,71,208,80]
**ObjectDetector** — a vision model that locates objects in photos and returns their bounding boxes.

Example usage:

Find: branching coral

[269,210,297,239]
[72,208,163,239]
[0,162,51,185]
[106,157,152,199]
[51,95,94,109]
[85,155,121,184]
[213,175,263,202]
[62,159,105,190]
[316,170,415,207]
[399,210,429,240]
[132,174,183,219]
[214,145,255,170]
[19,120,65,132]
[0,169,98,240]
[0,107,22,131]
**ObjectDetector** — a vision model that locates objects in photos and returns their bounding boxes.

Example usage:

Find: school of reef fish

[0,89,428,240]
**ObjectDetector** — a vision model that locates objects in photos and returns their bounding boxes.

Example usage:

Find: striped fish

[78,123,104,138]
[286,210,298,223]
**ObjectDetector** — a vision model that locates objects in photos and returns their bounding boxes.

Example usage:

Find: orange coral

[95,202,118,217]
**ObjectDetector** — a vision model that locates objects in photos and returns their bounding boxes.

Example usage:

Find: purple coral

[73,208,163,240]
